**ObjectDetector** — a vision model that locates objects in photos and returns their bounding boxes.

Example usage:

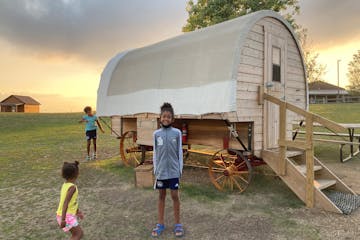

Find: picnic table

[295,123,360,162]
[339,123,360,162]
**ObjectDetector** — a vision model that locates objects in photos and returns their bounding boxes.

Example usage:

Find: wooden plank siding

[110,116,122,137]
[24,105,39,113]
[236,17,306,154]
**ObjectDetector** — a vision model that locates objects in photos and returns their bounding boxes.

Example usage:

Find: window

[272,47,281,82]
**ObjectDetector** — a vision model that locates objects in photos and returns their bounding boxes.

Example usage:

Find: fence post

[278,101,287,175]
[305,114,314,208]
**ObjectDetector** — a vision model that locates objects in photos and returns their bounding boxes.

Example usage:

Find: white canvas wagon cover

[97,10,293,116]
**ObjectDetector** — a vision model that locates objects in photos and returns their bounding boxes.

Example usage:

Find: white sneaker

[86,155,91,161]
[92,152,97,160]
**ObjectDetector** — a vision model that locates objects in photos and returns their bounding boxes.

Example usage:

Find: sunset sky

[0,0,359,112]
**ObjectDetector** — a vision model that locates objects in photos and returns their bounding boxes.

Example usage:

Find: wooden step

[314,179,337,190]
[296,164,322,174]
[286,150,303,158]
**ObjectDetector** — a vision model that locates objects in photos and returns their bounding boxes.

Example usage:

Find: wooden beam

[187,149,217,156]
[294,131,359,138]
[305,114,314,208]
[286,103,311,118]
[278,139,309,150]
[263,93,283,105]
[297,137,360,146]
[258,85,264,105]
[312,114,347,133]
[278,101,287,176]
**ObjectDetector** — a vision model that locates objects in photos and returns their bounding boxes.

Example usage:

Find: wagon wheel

[120,131,141,167]
[182,144,191,161]
[208,149,252,193]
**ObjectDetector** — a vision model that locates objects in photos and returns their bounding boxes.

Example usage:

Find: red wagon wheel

[208,149,252,193]
[120,131,141,167]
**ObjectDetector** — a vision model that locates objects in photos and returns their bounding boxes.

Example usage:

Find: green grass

[181,183,229,202]
[89,155,135,182]
[310,103,360,123]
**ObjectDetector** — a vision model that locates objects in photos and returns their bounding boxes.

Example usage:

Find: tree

[182,0,300,32]
[347,50,360,93]
[296,28,326,83]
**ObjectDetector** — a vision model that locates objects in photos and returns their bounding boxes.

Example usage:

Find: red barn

[0,95,40,113]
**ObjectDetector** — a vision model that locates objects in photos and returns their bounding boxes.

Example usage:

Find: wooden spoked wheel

[120,131,141,167]
[208,149,252,193]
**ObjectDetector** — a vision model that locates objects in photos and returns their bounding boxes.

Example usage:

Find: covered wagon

[97,10,358,214]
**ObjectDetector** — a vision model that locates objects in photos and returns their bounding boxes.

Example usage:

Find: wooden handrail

[263,93,347,133]
[261,92,348,208]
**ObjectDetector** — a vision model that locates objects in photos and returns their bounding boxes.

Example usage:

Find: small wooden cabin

[97,10,307,156]
[0,95,40,113]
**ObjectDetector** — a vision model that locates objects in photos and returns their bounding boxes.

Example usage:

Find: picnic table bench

[295,123,360,162]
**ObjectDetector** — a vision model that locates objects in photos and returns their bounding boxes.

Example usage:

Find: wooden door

[264,28,287,149]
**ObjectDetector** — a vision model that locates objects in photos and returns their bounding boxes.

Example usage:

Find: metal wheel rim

[120,131,141,167]
[208,149,252,193]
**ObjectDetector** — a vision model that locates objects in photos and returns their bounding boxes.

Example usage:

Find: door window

[272,47,281,82]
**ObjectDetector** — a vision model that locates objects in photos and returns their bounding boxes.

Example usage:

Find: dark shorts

[155,178,179,190]
[86,130,97,140]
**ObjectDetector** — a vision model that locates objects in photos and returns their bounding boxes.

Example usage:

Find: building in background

[309,81,349,104]
[0,95,40,112]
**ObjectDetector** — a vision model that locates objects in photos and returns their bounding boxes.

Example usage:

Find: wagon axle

[125,147,141,154]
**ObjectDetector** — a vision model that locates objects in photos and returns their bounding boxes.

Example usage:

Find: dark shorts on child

[86,130,97,140]
[155,178,179,190]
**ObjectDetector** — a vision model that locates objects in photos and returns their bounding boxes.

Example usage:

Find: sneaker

[92,152,97,160]
[86,155,91,161]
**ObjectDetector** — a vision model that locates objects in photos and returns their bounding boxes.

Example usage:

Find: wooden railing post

[305,114,314,208]
[278,101,287,176]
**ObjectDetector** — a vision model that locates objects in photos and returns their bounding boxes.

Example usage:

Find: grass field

[0,104,359,239]
[309,103,360,163]
[310,103,360,124]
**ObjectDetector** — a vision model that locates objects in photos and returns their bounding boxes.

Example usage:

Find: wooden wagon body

[97,10,358,213]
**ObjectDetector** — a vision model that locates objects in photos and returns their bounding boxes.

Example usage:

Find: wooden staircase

[260,91,358,213]
[261,149,356,213]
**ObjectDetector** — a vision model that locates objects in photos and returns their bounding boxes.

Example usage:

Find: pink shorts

[56,214,79,232]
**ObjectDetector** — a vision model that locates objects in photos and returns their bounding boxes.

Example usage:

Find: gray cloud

[0,0,187,63]
[1,0,358,64]
[297,0,360,48]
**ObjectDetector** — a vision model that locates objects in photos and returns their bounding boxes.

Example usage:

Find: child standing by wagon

[79,106,104,161]
[56,161,84,239]
[151,103,184,238]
